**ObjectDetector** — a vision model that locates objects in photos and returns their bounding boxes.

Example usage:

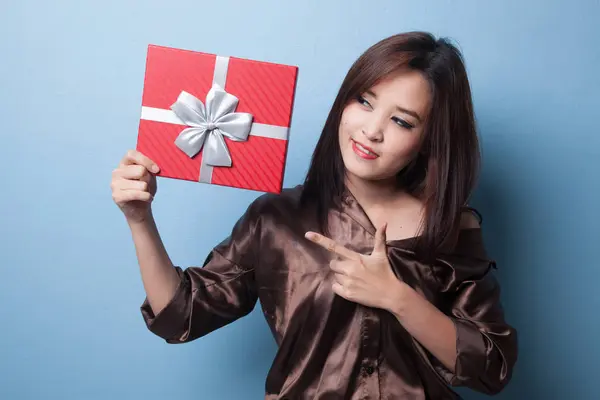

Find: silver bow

[170,84,253,167]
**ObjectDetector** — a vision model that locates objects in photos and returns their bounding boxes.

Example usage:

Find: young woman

[111,31,518,399]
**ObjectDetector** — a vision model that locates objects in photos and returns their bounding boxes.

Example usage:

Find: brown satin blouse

[140,185,517,399]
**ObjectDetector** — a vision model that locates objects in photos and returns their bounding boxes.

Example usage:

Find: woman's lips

[351,139,379,160]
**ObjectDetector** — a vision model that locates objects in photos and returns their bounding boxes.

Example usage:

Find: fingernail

[152,165,160,173]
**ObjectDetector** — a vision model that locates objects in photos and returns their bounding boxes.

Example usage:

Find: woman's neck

[344,173,425,239]
[344,174,401,209]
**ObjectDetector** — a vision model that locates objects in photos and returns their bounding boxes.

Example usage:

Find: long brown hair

[300,31,481,259]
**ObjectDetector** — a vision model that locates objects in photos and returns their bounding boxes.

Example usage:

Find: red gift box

[136,44,298,194]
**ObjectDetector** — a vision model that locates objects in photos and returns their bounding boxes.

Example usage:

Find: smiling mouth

[351,139,379,159]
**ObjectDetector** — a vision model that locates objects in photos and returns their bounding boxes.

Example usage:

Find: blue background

[1,0,598,399]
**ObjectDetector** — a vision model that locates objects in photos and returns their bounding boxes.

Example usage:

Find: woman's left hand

[305,223,406,311]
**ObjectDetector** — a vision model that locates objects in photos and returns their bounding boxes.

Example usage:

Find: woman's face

[338,69,431,185]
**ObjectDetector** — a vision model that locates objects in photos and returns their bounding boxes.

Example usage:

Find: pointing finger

[305,232,360,261]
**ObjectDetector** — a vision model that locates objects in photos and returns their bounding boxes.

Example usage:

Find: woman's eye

[392,117,414,130]
[356,95,371,108]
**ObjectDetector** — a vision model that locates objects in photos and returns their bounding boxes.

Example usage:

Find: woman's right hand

[111,149,160,224]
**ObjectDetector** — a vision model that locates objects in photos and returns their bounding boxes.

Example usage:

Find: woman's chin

[345,167,390,185]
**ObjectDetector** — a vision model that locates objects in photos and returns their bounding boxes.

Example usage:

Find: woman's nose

[362,115,384,142]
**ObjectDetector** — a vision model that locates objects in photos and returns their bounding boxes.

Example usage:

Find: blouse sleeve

[139,201,263,344]
[431,229,518,395]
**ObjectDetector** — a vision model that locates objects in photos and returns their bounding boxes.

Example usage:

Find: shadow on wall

[468,170,540,400]
[462,107,581,399]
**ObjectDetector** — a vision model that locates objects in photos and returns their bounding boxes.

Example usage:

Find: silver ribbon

[170,83,253,167]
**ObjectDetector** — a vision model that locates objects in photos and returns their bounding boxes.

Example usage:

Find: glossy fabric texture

[140,185,517,399]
